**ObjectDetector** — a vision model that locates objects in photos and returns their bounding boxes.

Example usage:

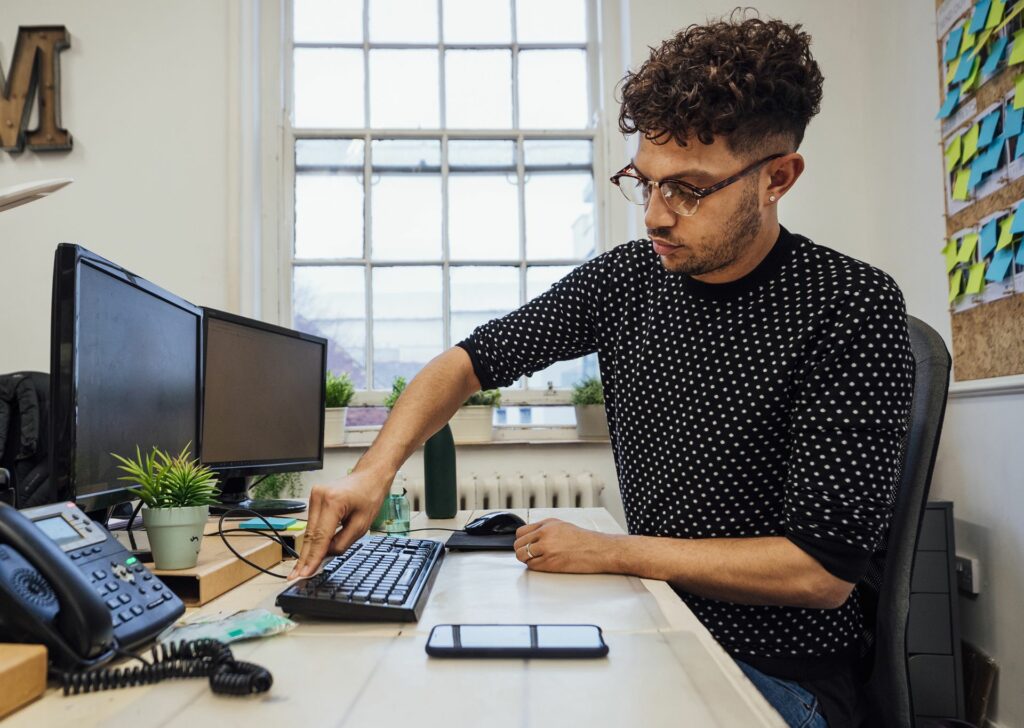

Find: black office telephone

[0,500,185,670]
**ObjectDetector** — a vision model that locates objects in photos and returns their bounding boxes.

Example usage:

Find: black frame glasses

[609,153,785,217]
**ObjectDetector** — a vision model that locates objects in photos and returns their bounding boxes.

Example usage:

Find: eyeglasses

[609,153,785,217]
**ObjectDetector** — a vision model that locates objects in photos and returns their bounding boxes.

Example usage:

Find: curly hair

[618,10,823,156]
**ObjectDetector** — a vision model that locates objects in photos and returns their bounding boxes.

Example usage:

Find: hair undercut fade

[618,9,824,157]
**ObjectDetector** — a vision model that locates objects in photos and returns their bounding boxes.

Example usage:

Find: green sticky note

[961,26,977,54]
[958,232,980,262]
[943,238,959,272]
[953,168,972,200]
[1015,74,1024,109]
[1010,30,1024,65]
[962,56,982,91]
[986,0,1006,29]
[946,135,963,172]
[949,269,964,302]
[965,262,987,293]
[963,123,981,161]
[997,215,1014,250]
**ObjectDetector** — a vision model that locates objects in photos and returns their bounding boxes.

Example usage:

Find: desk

[7,508,784,727]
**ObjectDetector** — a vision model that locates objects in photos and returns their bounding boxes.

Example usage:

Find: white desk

[7,508,785,727]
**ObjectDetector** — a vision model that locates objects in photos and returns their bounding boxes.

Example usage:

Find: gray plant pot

[574,404,609,440]
[141,505,209,570]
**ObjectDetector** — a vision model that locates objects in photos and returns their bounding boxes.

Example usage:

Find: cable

[215,509,302,578]
[56,639,272,696]
[370,527,465,534]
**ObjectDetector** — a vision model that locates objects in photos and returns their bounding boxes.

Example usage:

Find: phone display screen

[35,516,80,547]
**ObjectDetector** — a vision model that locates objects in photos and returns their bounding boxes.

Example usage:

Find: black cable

[215,508,302,578]
[370,527,465,534]
[57,639,272,696]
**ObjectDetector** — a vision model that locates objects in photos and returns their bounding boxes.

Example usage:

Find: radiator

[396,472,604,513]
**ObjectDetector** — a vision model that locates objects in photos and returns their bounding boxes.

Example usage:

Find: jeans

[736,660,829,728]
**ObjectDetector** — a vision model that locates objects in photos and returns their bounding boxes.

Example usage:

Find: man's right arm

[289,346,481,578]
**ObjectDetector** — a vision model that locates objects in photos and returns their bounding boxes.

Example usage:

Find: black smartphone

[425,623,609,658]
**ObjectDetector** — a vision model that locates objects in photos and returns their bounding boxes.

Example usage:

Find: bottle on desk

[423,423,457,518]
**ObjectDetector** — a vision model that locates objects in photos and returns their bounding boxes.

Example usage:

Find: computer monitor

[49,244,202,514]
[199,308,326,515]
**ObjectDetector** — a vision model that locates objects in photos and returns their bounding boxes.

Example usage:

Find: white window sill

[327,425,609,449]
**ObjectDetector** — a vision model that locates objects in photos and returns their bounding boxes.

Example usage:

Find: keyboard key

[387,593,405,605]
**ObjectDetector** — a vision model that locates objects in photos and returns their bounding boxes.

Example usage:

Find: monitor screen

[201,313,325,469]
[50,245,201,511]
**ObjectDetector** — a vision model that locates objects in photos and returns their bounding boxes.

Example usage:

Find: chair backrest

[863,316,952,727]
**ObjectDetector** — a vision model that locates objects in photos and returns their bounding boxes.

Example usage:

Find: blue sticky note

[239,516,297,530]
[1016,131,1024,159]
[970,0,994,34]
[1018,240,1024,265]
[982,34,1010,77]
[947,27,966,62]
[978,110,1001,148]
[952,51,976,83]
[980,219,999,257]
[968,163,986,191]
[981,140,1004,172]
[938,87,961,119]
[986,247,1014,281]
[1011,202,1024,233]
[1004,105,1024,138]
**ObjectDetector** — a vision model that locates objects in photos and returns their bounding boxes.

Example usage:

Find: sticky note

[1004,104,1024,137]
[965,262,987,293]
[987,0,1007,28]
[968,161,987,191]
[977,139,1004,173]
[944,238,960,272]
[946,135,963,172]
[980,219,999,257]
[953,51,977,84]
[1013,203,1024,233]
[947,27,966,62]
[949,269,964,302]
[997,0,1024,32]
[958,232,981,262]
[939,87,962,119]
[972,28,996,57]
[1015,74,1024,109]
[986,247,1015,281]
[961,25,978,54]
[997,214,1014,249]
[978,110,1001,148]
[1010,29,1024,65]
[982,34,1009,76]
[970,0,994,34]
[962,56,983,91]
[954,168,972,199]
[1017,240,1024,264]
[963,123,981,161]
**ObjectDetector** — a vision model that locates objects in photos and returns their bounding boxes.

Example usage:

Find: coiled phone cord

[56,638,272,696]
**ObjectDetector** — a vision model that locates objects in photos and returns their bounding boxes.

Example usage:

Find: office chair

[860,316,952,728]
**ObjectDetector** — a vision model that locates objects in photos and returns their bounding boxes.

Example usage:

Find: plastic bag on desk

[158,608,296,645]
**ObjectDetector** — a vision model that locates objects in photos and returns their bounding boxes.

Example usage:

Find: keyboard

[275,535,445,621]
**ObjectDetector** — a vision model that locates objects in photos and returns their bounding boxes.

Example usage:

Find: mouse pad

[445,531,516,551]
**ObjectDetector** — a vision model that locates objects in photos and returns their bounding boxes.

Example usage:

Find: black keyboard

[275,535,445,621]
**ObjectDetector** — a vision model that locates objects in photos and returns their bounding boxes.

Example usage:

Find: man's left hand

[512,518,618,573]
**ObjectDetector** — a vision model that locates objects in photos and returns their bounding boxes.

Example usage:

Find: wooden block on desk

[147,535,282,606]
[0,644,47,720]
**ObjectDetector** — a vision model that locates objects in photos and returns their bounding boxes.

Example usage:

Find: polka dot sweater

[457,226,915,676]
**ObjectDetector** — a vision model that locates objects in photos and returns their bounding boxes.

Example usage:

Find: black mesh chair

[861,316,952,727]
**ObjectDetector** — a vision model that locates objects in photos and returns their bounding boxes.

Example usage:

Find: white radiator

[396,472,603,513]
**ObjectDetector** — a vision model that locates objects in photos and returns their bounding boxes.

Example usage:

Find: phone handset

[0,502,115,668]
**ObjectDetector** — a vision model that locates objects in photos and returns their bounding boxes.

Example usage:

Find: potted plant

[449,389,500,443]
[572,377,609,440]
[112,444,220,570]
[324,370,355,446]
[383,375,407,410]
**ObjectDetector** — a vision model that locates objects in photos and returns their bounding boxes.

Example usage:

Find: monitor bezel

[198,307,327,477]
[49,243,204,513]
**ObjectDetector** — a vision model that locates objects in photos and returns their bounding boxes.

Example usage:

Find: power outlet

[956,555,981,595]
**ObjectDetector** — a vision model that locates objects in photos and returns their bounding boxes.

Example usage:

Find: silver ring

[526,542,536,560]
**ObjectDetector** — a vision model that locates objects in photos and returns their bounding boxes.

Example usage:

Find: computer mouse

[463,511,527,535]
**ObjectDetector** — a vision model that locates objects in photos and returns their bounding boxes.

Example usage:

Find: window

[286,0,602,406]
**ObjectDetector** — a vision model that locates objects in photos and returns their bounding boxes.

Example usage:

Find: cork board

[937,0,1024,381]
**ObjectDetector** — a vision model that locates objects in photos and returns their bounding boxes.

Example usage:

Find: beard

[652,180,763,276]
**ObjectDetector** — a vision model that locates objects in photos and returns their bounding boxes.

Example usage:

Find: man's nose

[644,184,676,231]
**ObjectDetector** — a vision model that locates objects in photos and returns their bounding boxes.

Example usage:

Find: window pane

[295,173,364,259]
[526,265,574,300]
[370,50,439,128]
[448,140,515,169]
[294,266,367,388]
[495,406,575,425]
[524,139,591,167]
[294,0,362,43]
[444,0,511,43]
[445,50,512,129]
[528,354,598,390]
[368,0,438,42]
[448,174,519,260]
[296,139,364,169]
[371,174,442,260]
[518,50,588,129]
[450,266,519,343]
[524,172,595,259]
[373,267,442,388]
[515,0,586,43]
[294,49,364,128]
[371,139,441,170]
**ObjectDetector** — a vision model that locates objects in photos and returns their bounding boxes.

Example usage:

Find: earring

[769,195,776,202]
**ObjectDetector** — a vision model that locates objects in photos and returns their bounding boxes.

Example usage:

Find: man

[290,12,914,728]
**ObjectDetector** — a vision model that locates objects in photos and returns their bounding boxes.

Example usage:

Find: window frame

[278,0,608,407]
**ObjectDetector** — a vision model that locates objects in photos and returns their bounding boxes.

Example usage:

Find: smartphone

[425,624,608,659]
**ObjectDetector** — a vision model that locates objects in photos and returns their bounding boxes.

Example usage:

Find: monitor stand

[210,476,307,517]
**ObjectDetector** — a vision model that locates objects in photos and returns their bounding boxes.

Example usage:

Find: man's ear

[765,153,804,204]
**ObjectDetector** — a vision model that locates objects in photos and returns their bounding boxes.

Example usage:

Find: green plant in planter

[571,377,604,405]
[326,370,355,408]
[383,376,407,410]
[112,445,220,508]
[463,389,501,407]
[250,471,304,501]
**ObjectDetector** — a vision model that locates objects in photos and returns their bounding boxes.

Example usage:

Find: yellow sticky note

[965,262,987,293]
[949,269,964,302]
[962,56,982,91]
[1015,74,1024,109]
[957,232,980,262]
[953,168,972,200]
[961,25,977,54]
[997,215,1015,249]
[946,135,963,172]
[986,0,1006,29]
[1009,29,1024,65]
[943,238,959,272]
[963,123,981,161]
